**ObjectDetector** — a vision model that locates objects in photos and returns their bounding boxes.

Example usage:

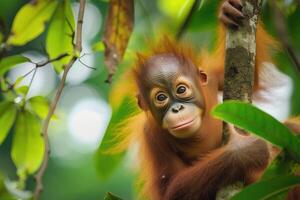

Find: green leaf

[0,55,30,76]
[92,41,105,52]
[0,101,17,144]
[11,111,45,175]
[7,0,57,46]
[158,0,195,21]
[188,0,218,31]
[231,175,300,200]
[46,0,74,73]
[28,96,49,119]
[104,192,123,200]
[95,96,139,178]
[13,76,25,88]
[15,85,29,96]
[212,101,300,158]
[262,151,299,181]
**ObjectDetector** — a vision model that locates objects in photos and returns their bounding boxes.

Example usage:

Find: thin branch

[25,68,37,99]
[270,2,300,74]
[23,53,68,77]
[22,68,36,79]
[33,1,86,199]
[35,53,69,68]
[78,58,97,70]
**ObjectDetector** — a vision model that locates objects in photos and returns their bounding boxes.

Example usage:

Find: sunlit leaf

[0,55,30,76]
[158,0,195,20]
[104,192,123,200]
[13,76,24,88]
[7,0,57,46]
[103,0,134,82]
[212,101,300,158]
[15,85,29,96]
[28,96,49,119]
[95,96,138,178]
[231,175,300,200]
[11,111,45,175]
[92,41,105,52]
[46,0,74,73]
[0,101,17,144]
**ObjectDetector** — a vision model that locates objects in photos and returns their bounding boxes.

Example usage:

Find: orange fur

[110,11,281,200]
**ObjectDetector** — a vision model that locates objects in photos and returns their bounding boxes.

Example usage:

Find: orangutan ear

[136,94,147,111]
[198,69,208,85]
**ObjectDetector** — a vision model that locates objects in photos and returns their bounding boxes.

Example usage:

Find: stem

[33,0,86,199]
[176,0,199,40]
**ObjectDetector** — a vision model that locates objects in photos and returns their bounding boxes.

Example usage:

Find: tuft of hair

[132,36,200,91]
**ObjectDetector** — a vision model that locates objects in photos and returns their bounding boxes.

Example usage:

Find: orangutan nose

[171,104,184,113]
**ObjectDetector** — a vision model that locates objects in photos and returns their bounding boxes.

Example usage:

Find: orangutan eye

[156,93,167,101]
[176,85,186,94]
[175,83,192,99]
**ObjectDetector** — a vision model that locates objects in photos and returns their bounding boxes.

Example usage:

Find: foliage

[95,96,139,178]
[7,0,57,46]
[0,102,17,144]
[212,101,300,156]
[0,55,30,76]
[212,101,300,199]
[11,111,45,176]
[46,0,75,73]
[0,0,300,199]
[102,0,134,82]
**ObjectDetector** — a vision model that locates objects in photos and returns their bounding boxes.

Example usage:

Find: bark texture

[218,1,262,199]
[222,0,262,142]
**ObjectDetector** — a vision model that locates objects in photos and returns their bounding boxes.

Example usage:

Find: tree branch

[222,0,262,143]
[35,53,69,68]
[33,0,86,199]
[270,2,300,74]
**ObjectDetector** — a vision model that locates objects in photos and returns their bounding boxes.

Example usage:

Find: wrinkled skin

[140,54,208,138]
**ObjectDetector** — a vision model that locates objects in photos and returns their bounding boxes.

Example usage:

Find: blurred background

[0,0,300,199]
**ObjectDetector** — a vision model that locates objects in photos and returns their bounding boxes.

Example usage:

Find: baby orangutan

[119,0,300,199]
[134,50,270,200]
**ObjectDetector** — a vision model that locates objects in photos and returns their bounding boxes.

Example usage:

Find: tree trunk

[222,0,262,143]
[217,1,263,199]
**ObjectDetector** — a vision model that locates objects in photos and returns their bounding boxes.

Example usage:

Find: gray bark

[218,1,262,199]
[222,0,262,143]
